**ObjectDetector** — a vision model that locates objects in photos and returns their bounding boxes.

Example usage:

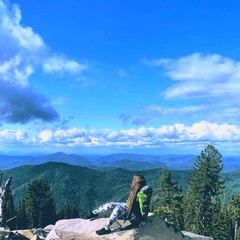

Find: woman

[86,173,152,235]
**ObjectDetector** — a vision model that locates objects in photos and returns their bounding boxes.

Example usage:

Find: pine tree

[183,145,225,236]
[16,199,28,229]
[153,168,174,222]
[24,178,57,228]
[153,167,184,228]
[229,194,240,240]
[211,197,231,240]
[172,185,184,230]
[184,184,198,233]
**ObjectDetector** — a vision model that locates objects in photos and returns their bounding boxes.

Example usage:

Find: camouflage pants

[93,202,127,230]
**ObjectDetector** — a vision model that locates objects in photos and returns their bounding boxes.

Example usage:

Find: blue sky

[1,0,240,156]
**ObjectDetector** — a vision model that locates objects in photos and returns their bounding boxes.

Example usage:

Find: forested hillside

[1,162,191,216]
[1,161,239,217]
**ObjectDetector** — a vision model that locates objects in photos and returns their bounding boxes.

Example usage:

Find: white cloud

[39,130,53,142]
[0,1,45,86]
[16,129,29,141]
[0,0,88,125]
[0,55,34,86]
[139,53,240,126]
[0,1,44,53]
[0,0,86,77]
[1,121,240,153]
[144,53,240,100]
[0,129,16,140]
[43,55,88,74]
[0,0,87,85]
[9,7,45,51]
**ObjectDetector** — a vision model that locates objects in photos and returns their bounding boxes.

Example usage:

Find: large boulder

[45,214,212,240]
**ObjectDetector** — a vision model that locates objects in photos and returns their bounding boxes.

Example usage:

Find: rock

[46,214,191,240]
[182,231,213,240]
[12,228,49,240]
[0,214,213,240]
[0,230,10,239]
[13,230,33,239]
[7,231,29,239]
[44,225,55,232]
[31,229,48,239]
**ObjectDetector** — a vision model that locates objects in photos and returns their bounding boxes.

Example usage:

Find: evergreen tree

[183,184,198,233]
[24,178,57,228]
[183,145,224,236]
[16,199,28,229]
[211,197,231,240]
[153,167,184,228]
[229,195,240,240]
[172,184,184,230]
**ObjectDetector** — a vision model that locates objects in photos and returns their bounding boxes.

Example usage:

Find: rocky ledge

[0,214,213,240]
[45,214,212,240]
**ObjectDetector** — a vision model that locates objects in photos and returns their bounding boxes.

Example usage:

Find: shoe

[85,212,98,219]
[130,219,140,228]
[96,227,111,235]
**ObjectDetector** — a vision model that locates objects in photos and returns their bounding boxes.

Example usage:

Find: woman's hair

[125,174,147,220]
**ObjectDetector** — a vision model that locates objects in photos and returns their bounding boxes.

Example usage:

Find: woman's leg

[93,202,127,230]
[104,202,126,230]
[93,202,125,215]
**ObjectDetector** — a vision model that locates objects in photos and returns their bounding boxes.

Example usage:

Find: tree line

[6,178,79,230]
[153,144,240,240]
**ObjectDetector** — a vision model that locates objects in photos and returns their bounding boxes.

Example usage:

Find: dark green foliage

[23,178,57,228]
[184,145,225,237]
[153,167,184,229]
[229,195,240,240]
[2,163,194,218]
[183,185,198,232]
[211,198,231,240]
[4,163,139,217]
[57,204,79,219]
[172,185,184,230]
[16,199,28,229]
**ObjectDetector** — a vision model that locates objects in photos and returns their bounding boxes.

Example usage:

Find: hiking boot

[96,227,111,235]
[85,212,98,219]
[130,219,140,228]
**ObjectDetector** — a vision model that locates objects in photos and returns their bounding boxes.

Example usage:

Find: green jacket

[126,185,152,221]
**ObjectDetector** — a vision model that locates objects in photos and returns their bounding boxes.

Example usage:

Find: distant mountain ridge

[0,152,194,171]
[0,152,238,172]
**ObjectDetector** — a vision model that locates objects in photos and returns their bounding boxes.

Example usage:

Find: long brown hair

[125,174,146,220]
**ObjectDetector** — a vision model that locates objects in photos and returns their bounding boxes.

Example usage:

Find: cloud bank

[0,121,239,154]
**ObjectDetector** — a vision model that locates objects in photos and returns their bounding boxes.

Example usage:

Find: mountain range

[0,152,239,172]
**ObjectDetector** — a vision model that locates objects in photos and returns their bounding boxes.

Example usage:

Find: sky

[1,0,240,156]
